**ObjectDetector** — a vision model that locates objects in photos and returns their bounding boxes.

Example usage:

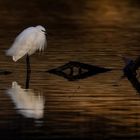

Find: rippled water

[1,0,140,139]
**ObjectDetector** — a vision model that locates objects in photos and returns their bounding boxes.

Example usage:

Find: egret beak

[42,30,47,35]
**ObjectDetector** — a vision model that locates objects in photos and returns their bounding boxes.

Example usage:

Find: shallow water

[1,0,140,139]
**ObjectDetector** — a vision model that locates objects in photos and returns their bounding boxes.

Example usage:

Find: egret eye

[41,30,47,35]
[41,30,46,32]
[6,25,47,72]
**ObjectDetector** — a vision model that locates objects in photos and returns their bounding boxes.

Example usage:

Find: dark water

[1,0,140,139]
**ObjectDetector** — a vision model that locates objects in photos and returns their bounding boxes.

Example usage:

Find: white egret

[6,81,45,119]
[6,25,47,75]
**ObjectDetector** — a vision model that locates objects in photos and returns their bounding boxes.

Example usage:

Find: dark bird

[123,56,140,93]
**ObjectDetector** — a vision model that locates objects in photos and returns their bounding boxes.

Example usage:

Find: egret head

[36,25,46,34]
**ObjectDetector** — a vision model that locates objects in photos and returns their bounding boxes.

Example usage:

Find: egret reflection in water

[6,81,45,119]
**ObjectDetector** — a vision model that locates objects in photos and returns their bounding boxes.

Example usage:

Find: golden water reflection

[0,0,140,139]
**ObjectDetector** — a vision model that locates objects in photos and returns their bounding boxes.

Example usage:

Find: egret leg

[26,54,31,89]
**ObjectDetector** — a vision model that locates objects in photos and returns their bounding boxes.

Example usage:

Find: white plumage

[6,25,47,61]
[6,81,45,119]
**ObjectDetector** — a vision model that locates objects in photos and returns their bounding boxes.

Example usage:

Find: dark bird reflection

[123,56,140,93]
[48,61,112,81]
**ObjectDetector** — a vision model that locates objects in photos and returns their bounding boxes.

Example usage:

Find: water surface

[0,0,140,139]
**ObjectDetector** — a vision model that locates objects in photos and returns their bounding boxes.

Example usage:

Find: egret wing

[6,27,36,61]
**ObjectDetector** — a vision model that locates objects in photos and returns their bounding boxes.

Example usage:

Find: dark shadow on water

[128,0,140,7]
[0,113,139,140]
[47,61,112,81]
[0,69,12,75]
